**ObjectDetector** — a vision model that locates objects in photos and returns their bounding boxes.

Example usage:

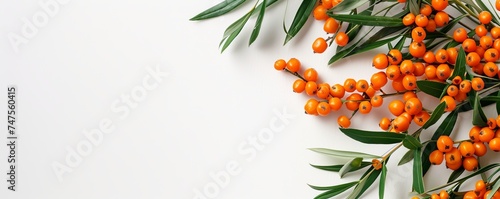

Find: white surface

[0,1,493,199]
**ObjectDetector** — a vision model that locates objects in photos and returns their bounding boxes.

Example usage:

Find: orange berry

[388,49,403,65]
[460,80,472,93]
[466,52,481,67]
[491,27,500,39]
[356,79,369,92]
[494,39,500,51]
[343,78,356,92]
[471,77,485,91]
[489,137,500,151]
[445,147,462,165]
[429,149,444,165]
[497,0,500,11]
[292,79,306,93]
[453,27,468,43]
[370,71,388,90]
[437,135,454,153]
[370,95,383,107]
[312,37,328,53]
[488,117,498,129]
[403,91,417,102]
[274,59,286,70]
[386,65,402,80]
[373,53,389,69]
[335,32,349,47]
[313,5,328,20]
[483,62,498,77]
[478,11,492,24]
[393,115,410,132]
[452,76,462,85]
[403,13,416,26]
[480,36,494,49]
[420,4,432,16]
[317,102,331,116]
[463,38,478,53]
[358,101,372,114]
[415,14,429,28]
[423,51,436,64]
[440,190,449,199]
[345,93,363,111]
[435,49,449,64]
[440,95,456,112]
[436,63,452,80]
[496,115,500,127]
[365,86,376,98]
[447,47,458,64]
[322,0,333,9]
[337,115,351,128]
[447,85,459,97]
[484,48,499,62]
[469,126,482,142]
[463,191,478,199]
[414,111,430,126]
[388,100,405,116]
[409,41,426,58]
[379,117,391,130]
[328,97,343,111]
[286,58,301,72]
[475,179,486,192]
[426,19,437,32]
[304,99,319,115]
[476,46,486,59]
[434,11,449,27]
[459,141,475,157]
[476,24,488,37]
[330,84,345,98]
[446,160,462,170]
[405,97,422,115]
[462,156,478,171]
[425,65,437,79]
[479,127,495,142]
[413,62,426,76]
[324,18,339,33]
[317,83,330,99]
[392,75,406,92]
[432,0,448,11]
[305,81,317,96]
[474,142,487,157]
[303,68,318,82]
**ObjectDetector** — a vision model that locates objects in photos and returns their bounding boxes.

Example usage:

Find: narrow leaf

[339,157,364,178]
[329,0,370,13]
[330,34,401,65]
[448,167,465,183]
[417,80,447,99]
[190,0,247,20]
[488,178,500,199]
[394,35,406,51]
[348,167,382,199]
[472,92,488,127]
[310,162,371,172]
[422,102,446,129]
[408,0,420,15]
[309,181,359,191]
[340,128,406,144]
[398,149,415,166]
[312,181,359,199]
[220,4,257,52]
[249,0,266,45]
[329,14,404,27]
[449,47,466,80]
[403,135,423,150]
[413,148,425,193]
[424,164,500,194]
[309,148,381,159]
[284,0,316,44]
[379,162,387,199]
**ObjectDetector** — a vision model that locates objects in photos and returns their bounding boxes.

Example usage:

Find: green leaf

[339,128,406,144]
[380,162,387,199]
[220,3,257,52]
[417,80,448,99]
[398,149,415,166]
[249,0,267,45]
[329,0,370,13]
[447,167,464,183]
[311,181,359,199]
[449,47,466,80]
[348,166,382,199]
[412,148,425,193]
[329,14,404,27]
[403,135,423,150]
[309,148,381,159]
[422,102,446,129]
[461,0,482,13]
[408,0,420,15]
[472,92,488,127]
[310,162,371,172]
[422,110,458,175]
[488,178,500,199]
[475,0,500,25]
[394,35,406,51]
[283,0,316,44]
[424,164,500,194]
[339,157,364,178]
[190,0,247,20]
[329,34,401,64]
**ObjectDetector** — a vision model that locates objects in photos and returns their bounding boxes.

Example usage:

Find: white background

[0,0,498,199]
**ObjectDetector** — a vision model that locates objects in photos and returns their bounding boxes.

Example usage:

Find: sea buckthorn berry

[293,79,306,93]
[379,117,391,130]
[304,99,319,115]
[439,190,449,199]
[437,135,454,153]
[335,32,349,47]
[436,64,451,80]
[476,46,486,59]
[313,5,328,20]
[429,149,444,165]
[358,101,372,114]
[403,91,417,102]
[403,13,416,26]
[386,65,402,80]
[495,39,500,51]
[329,97,343,111]
[489,137,500,151]
[459,141,475,157]
[474,142,487,157]
[372,159,382,170]
[463,38,478,53]
[345,93,363,111]
[466,52,481,67]
[370,71,388,90]
[460,80,472,93]
[478,11,492,24]
[463,191,478,199]
[447,85,459,97]
[388,49,403,65]
[392,76,406,92]
[322,0,333,9]
[497,0,500,11]
[423,51,436,64]
[356,79,369,92]
[403,75,417,91]
[370,95,383,108]
[415,14,429,28]
[441,95,456,112]
[337,115,351,128]
[303,68,318,82]
[405,97,422,115]
[434,11,449,27]
[497,115,500,127]
[447,48,458,64]
[392,115,410,132]
[479,127,495,142]
[480,36,493,49]
[453,28,468,43]
[446,160,462,170]
[491,27,500,39]
[330,84,345,98]
[432,0,448,11]
[484,48,499,62]
[400,60,415,75]
[430,194,440,199]
[274,59,286,70]
[286,58,301,72]
[372,53,389,69]
[463,156,478,171]
[364,86,376,98]
[455,90,468,102]
[471,77,485,91]
[476,24,488,37]
[409,41,426,58]
[420,4,432,16]
[435,49,449,63]
[316,102,331,116]
[475,180,486,192]
[324,18,339,33]
[414,111,430,126]
[344,78,356,92]
[305,81,318,96]
[317,83,331,99]
[312,37,328,53]
[469,126,481,142]
[425,65,437,79]
[496,128,500,138]
[400,112,412,122]
[483,62,499,77]
[413,62,425,76]
[388,100,405,116]
[426,19,437,32]
[473,63,485,75]
[445,147,462,165]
